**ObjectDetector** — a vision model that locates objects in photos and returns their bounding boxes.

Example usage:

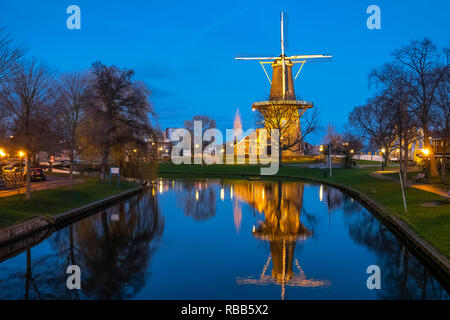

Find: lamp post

[18,151,25,179]
[422,148,430,182]
[0,149,5,164]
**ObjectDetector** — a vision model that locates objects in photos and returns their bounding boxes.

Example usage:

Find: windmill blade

[235,57,279,60]
[287,54,332,59]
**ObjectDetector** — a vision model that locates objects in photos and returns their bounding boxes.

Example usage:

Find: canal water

[0,179,448,300]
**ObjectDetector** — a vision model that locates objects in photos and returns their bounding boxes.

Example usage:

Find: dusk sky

[1,0,449,144]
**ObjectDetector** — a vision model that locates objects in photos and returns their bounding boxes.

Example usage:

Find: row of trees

[349,38,449,183]
[0,29,157,199]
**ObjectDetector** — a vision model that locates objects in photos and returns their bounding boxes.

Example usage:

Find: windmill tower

[235,12,331,158]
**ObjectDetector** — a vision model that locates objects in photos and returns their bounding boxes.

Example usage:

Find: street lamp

[18,151,25,176]
[0,149,5,165]
[422,148,430,181]
[380,148,386,170]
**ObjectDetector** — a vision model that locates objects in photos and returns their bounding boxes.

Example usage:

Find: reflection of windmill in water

[233,181,330,299]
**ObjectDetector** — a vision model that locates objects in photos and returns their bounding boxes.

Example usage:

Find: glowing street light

[381,148,386,153]
[422,148,430,156]
[18,151,25,158]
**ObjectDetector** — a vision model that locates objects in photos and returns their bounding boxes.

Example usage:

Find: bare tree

[349,96,398,170]
[392,38,447,178]
[85,62,154,180]
[255,106,319,162]
[55,72,88,188]
[322,125,362,168]
[432,47,450,184]
[0,26,24,83]
[0,27,24,146]
[371,61,420,183]
[184,115,216,152]
[0,60,55,199]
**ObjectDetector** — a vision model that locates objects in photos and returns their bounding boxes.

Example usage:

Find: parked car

[30,168,46,182]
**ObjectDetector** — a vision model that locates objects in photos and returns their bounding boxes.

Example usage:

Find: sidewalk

[410,184,449,198]
[370,170,449,199]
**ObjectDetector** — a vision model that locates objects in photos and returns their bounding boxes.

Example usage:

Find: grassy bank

[158,162,450,258]
[0,177,139,228]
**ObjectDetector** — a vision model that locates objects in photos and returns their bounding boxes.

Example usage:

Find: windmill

[235,12,331,101]
[235,12,331,158]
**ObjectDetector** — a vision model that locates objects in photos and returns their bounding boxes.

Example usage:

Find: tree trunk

[25,153,31,199]
[384,152,389,170]
[442,141,447,184]
[100,146,110,181]
[279,147,283,166]
[423,128,439,178]
[399,133,403,183]
[403,143,408,185]
[69,152,74,190]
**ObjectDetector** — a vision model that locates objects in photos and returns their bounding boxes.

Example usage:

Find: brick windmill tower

[235,12,331,158]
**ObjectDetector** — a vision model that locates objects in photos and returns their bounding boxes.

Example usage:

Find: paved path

[369,170,398,181]
[370,170,449,198]
[410,184,449,198]
[0,175,84,198]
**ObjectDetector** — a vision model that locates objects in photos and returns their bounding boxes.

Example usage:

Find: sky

[0,0,449,144]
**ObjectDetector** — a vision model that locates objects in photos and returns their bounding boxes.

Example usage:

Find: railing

[0,172,25,190]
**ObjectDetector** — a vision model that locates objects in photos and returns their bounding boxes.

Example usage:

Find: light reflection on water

[0,179,448,300]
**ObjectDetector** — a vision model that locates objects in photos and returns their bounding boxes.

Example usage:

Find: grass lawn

[0,176,139,229]
[158,162,450,258]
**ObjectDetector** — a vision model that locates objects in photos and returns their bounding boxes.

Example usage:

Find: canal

[0,179,448,299]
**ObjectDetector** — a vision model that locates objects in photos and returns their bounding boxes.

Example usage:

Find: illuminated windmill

[235,12,331,157]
